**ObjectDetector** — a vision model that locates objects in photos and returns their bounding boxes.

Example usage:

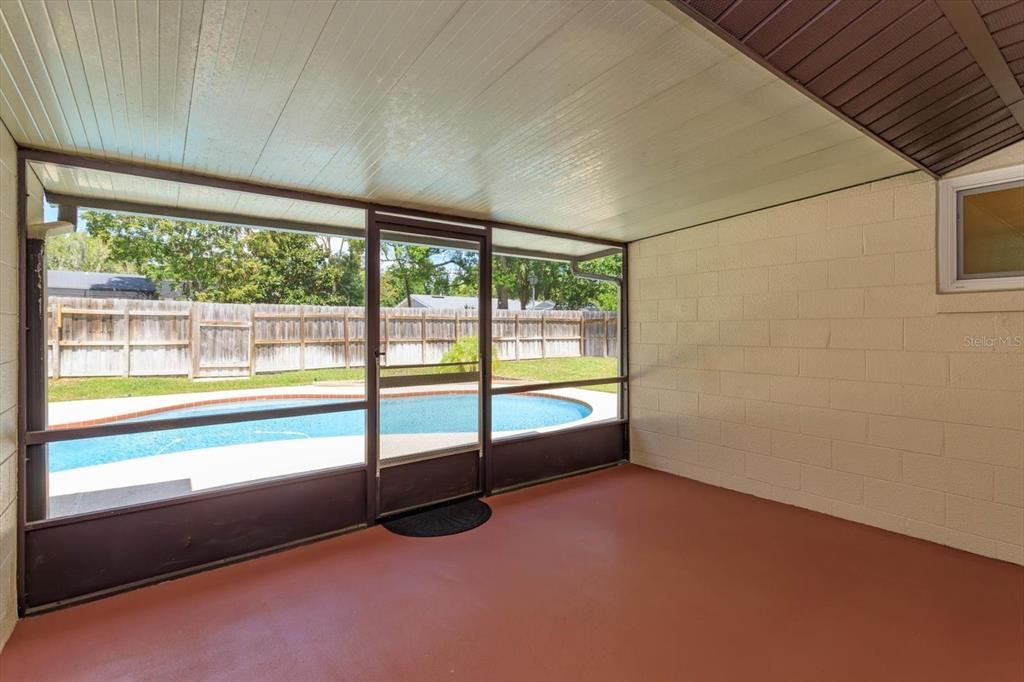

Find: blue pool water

[49,395,591,472]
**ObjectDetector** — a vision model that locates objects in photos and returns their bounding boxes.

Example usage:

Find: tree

[83,211,365,305]
[77,210,619,311]
[379,243,479,307]
[490,253,621,311]
[46,231,135,273]
[326,237,365,305]
[572,253,622,310]
[85,211,242,300]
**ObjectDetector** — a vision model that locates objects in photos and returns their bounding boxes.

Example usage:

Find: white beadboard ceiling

[1,0,914,243]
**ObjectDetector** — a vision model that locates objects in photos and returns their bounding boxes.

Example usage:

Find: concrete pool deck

[46,383,618,517]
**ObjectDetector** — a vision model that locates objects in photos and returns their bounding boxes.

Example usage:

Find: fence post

[540,313,547,358]
[190,303,200,379]
[606,314,612,357]
[122,308,131,377]
[248,305,256,377]
[52,304,62,379]
[343,310,350,369]
[298,307,305,372]
[578,312,584,358]
[512,313,519,361]
[420,310,427,364]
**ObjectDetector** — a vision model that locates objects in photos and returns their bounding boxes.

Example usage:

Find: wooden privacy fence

[47,297,618,379]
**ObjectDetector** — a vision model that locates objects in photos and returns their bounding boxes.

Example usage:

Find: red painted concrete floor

[2,464,1022,682]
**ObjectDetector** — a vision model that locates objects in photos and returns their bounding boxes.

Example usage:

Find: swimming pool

[49,394,592,471]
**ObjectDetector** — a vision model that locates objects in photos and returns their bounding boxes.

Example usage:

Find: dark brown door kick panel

[378,450,481,516]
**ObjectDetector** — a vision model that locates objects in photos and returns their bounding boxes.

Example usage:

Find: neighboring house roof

[404,294,517,311]
[48,270,156,295]
[403,294,555,311]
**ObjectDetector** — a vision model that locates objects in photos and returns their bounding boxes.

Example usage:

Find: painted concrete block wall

[0,125,18,646]
[629,144,1024,565]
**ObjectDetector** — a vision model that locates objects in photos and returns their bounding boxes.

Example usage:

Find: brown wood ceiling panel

[975,0,1021,14]
[838,35,968,114]
[994,26,1024,47]
[677,0,1024,174]
[686,0,738,22]
[808,7,946,99]
[850,50,978,122]
[977,0,1024,30]
[744,0,832,55]
[868,63,989,132]
[767,2,876,71]
[932,128,1024,173]
[717,0,787,38]
[991,27,1024,49]
[896,94,1006,149]
[978,0,1024,81]
[915,110,1019,160]
[1001,41,1024,61]
[787,1,924,83]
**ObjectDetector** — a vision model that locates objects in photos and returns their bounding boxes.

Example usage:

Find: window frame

[938,164,1024,293]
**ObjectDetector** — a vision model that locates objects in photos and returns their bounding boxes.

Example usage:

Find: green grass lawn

[494,357,619,392]
[48,367,366,402]
[48,356,620,401]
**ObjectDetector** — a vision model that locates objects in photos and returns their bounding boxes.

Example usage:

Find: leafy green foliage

[82,211,364,304]
[440,336,480,366]
[379,243,478,307]
[46,231,135,273]
[438,335,501,374]
[69,212,620,312]
[490,253,621,311]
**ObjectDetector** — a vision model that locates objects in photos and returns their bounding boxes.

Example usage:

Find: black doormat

[382,498,492,537]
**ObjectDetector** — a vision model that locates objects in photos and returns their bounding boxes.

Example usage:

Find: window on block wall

[938,164,1024,292]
